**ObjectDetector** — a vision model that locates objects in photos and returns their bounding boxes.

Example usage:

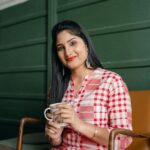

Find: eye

[69,40,77,46]
[57,46,64,51]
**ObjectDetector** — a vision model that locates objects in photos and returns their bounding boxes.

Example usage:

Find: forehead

[56,30,80,44]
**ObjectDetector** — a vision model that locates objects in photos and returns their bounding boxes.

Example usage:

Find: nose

[64,45,72,56]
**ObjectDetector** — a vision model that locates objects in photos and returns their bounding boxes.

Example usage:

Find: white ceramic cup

[44,102,69,126]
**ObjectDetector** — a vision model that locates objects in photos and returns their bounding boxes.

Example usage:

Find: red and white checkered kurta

[52,68,132,150]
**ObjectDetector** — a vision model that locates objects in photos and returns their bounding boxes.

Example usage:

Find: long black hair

[49,20,103,105]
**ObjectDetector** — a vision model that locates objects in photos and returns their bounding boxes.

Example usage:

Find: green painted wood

[0,99,45,119]
[92,28,150,68]
[0,72,46,94]
[0,119,44,140]
[0,122,19,140]
[0,0,47,139]
[0,44,46,68]
[0,18,46,46]
[112,67,150,90]
[58,0,150,30]
[47,0,57,89]
[57,0,104,13]
[0,0,46,26]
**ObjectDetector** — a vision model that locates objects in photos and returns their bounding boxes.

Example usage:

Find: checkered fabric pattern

[52,68,132,150]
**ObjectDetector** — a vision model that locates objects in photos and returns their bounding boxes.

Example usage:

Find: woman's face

[56,30,88,71]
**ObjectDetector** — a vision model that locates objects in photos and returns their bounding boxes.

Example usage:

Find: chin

[66,65,77,70]
[66,62,84,70]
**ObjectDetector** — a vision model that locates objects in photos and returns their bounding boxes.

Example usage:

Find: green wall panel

[0,0,46,24]
[0,122,19,140]
[112,67,150,90]
[0,17,46,46]
[58,0,72,6]
[58,0,150,30]
[0,0,47,139]
[0,72,46,94]
[0,44,46,68]
[0,99,45,119]
[92,29,150,67]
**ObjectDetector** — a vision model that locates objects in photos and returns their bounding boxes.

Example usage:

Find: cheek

[57,52,66,63]
[78,47,88,60]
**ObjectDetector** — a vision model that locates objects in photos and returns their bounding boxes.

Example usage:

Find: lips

[66,56,76,61]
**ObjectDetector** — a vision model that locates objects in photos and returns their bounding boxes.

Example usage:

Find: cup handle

[44,107,52,121]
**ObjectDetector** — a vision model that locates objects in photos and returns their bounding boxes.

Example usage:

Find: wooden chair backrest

[126,90,150,150]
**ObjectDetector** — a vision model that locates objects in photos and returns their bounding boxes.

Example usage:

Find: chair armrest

[108,128,150,150]
[16,117,41,150]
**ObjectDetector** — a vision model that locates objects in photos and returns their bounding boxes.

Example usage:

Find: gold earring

[86,58,92,68]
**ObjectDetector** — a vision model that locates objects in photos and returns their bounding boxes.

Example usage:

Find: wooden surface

[0,144,15,150]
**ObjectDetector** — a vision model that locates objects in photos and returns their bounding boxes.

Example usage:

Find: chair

[108,90,150,150]
[16,87,51,150]
[17,118,40,150]
[16,118,50,150]
[16,90,150,150]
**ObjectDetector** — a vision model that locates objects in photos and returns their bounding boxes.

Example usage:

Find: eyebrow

[56,37,76,47]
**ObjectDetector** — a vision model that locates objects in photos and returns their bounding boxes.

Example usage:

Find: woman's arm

[77,120,109,146]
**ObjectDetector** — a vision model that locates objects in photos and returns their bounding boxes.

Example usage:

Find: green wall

[0,0,48,139]
[0,0,150,139]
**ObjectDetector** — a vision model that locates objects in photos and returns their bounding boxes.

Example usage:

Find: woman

[45,20,132,149]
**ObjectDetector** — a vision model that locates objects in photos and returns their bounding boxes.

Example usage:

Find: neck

[71,66,93,83]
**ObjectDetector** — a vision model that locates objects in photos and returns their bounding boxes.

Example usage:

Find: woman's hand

[45,121,64,145]
[57,103,83,132]
[56,103,109,146]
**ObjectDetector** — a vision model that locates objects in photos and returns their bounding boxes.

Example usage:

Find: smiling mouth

[66,56,76,61]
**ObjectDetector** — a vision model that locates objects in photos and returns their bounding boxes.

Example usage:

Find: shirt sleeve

[108,75,132,149]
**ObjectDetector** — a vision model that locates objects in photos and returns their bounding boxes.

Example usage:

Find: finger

[45,127,56,136]
[54,107,71,116]
[60,113,72,119]
[62,118,72,124]
[45,124,63,135]
[57,103,71,109]
[46,113,53,118]
[47,121,61,128]
[45,124,56,131]
[60,109,75,118]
